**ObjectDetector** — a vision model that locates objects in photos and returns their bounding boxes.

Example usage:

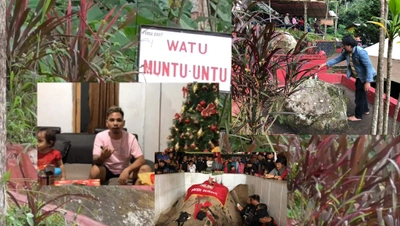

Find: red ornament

[182,87,189,98]
[202,85,208,90]
[184,145,188,150]
[185,118,191,124]
[203,149,209,152]
[169,148,173,152]
[187,100,190,104]
[200,103,217,118]
[200,100,206,107]
[190,143,196,148]
[210,125,217,131]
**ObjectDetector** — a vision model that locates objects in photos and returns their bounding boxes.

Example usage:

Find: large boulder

[283,79,349,133]
[270,32,297,54]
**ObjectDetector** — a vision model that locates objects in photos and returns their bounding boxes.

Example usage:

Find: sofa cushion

[56,133,96,164]
[53,139,71,163]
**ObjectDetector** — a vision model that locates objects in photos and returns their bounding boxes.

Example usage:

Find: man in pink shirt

[89,106,151,185]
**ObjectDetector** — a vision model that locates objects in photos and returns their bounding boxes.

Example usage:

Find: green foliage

[231,23,315,134]
[6,0,230,143]
[138,0,231,33]
[389,0,400,16]
[218,93,231,132]
[282,28,337,42]
[221,135,278,153]
[368,0,400,40]
[338,0,380,44]
[287,135,400,225]
[2,154,96,225]
[167,83,219,152]
[6,204,66,226]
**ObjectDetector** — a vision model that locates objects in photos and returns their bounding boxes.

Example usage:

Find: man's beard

[111,127,121,134]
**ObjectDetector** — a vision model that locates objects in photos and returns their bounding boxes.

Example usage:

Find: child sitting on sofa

[37,128,66,181]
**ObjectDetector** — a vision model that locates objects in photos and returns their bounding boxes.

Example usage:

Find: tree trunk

[373,0,387,135]
[392,92,400,134]
[381,0,389,134]
[0,0,7,222]
[304,2,308,33]
[384,37,393,134]
[323,0,329,40]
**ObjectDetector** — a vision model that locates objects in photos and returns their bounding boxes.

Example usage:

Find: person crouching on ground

[318,35,376,122]
[89,106,152,185]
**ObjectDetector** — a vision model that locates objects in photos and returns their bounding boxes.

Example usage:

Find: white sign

[138,26,232,92]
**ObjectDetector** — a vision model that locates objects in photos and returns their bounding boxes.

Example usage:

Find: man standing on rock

[319,35,376,121]
[89,106,152,185]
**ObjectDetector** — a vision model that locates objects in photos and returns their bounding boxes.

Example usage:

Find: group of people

[37,106,152,185]
[282,13,322,34]
[155,152,223,174]
[237,194,278,226]
[154,151,288,181]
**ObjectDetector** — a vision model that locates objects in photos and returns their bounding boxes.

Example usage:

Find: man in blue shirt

[319,35,376,121]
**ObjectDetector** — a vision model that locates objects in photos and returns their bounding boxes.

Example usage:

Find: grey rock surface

[283,79,349,134]
[40,186,154,226]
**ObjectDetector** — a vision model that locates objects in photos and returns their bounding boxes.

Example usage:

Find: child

[229,165,236,174]
[188,160,196,173]
[37,128,66,180]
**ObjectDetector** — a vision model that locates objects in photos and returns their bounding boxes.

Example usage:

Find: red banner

[185,180,229,206]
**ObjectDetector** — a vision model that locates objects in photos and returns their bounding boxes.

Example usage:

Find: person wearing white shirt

[284,13,291,28]
[188,160,196,173]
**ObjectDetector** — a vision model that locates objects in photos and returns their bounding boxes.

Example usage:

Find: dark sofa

[38,126,154,182]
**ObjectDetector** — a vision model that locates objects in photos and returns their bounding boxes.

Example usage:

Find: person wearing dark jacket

[264,152,276,174]
[196,156,207,172]
[237,196,256,223]
[319,35,376,121]
[257,210,278,226]
[250,203,269,226]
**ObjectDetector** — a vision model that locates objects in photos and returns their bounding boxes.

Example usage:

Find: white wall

[155,173,288,226]
[37,83,74,132]
[37,83,186,161]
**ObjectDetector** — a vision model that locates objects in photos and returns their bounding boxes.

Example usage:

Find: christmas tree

[166,83,219,152]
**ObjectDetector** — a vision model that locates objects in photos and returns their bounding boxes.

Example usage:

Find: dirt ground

[271,84,397,134]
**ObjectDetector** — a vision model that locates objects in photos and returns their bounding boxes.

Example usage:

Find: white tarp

[365,36,400,60]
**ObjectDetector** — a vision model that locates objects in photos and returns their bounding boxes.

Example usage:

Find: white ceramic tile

[234,174,247,185]
[221,174,233,187]
[185,173,192,185]
[178,173,185,187]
